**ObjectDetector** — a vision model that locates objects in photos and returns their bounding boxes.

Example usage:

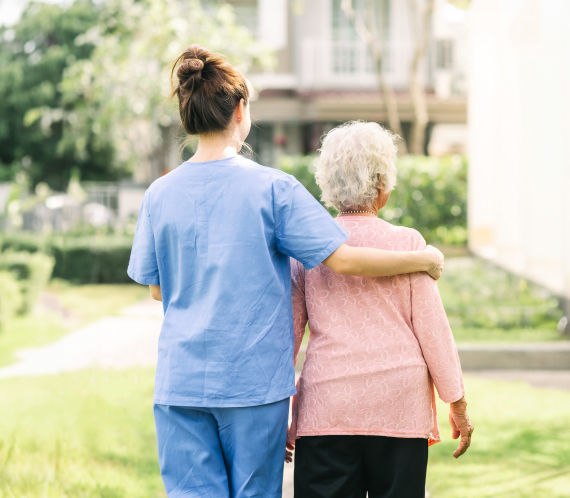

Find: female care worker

[127,45,444,498]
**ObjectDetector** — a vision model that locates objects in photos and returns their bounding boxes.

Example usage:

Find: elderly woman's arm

[286,259,308,463]
[323,243,443,279]
[409,246,473,457]
[291,259,308,367]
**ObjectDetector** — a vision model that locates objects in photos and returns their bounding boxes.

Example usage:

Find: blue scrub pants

[154,398,290,498]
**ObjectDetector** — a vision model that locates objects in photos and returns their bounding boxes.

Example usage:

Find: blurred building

[229,0,469,165]
[467,0,570,317]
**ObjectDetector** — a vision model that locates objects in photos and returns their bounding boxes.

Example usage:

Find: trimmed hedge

[50,236,134,284]
[1,233,133,284]
[0,251,54,314]
[0,270,23,330]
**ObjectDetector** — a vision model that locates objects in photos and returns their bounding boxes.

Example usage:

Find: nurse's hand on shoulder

[425,245,444,280]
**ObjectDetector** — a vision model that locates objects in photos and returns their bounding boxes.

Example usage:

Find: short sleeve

[273,175,348,270]
[127,192,160,285]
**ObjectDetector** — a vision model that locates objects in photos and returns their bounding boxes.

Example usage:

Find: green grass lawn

[436,257,564,343]
[0,283,149,368]
[0,369,164,498]
[1,370,569,497]
[450,327,563,343]
[428,376,570,497]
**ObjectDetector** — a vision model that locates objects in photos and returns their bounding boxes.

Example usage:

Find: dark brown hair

[170,45,249,135]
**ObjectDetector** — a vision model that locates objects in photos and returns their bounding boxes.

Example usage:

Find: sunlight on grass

[1,371,569,497]
[451,327,563,343]
[0,369,164,498]
[0,283,149,368]
[428,376,570,497]
[49,280,149,322]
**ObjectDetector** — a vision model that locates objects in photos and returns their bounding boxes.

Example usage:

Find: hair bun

[177,58,205,87]
[184,58,204,71]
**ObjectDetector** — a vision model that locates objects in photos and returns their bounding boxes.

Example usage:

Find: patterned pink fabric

[288,216,464,445]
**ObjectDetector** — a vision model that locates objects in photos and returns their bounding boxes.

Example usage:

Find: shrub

[277,154,468,245]
[382,155,467,245]
[0,232,47,253]
[438,258,562,329]
[0,252,54,314]
[50,236,134,284]
[0,271,23,330]
[278,155,323,204]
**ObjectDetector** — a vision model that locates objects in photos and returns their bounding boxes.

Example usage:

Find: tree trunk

[407,0,435,155]
[341,0,407,154]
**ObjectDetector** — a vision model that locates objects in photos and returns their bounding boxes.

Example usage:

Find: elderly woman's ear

[374,189,391,211]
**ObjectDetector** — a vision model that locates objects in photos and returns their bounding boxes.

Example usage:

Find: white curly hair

[316,121,398,211]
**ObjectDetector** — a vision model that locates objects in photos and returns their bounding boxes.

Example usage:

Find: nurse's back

[130,155,345,406]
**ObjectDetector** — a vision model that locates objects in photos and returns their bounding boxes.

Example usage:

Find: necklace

[339,210,377,216]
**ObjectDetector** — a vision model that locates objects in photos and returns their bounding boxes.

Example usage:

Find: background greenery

[438,258,563,340]
[277,153,467,246]
[1,232,133,284]
[0,0,272,190]
[0,0,118,189]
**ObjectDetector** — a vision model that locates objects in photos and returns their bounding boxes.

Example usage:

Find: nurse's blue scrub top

[127,156,348,407]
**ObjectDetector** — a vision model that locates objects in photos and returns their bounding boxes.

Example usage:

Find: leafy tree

[57,0,273,181]
[0,0,119,190]
[0,0,272,189]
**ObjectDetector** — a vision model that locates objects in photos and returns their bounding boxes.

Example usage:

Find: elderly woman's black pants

[293,435,428,498]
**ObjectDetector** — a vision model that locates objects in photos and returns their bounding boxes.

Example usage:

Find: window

[331,0,390,75]
[226,0,258,37]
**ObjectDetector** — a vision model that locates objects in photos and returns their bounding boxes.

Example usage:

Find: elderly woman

[287,121,473,498]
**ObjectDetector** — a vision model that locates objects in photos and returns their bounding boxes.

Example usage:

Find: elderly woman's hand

[285,426,295,463]
[285,441,294,463]
[425,245,444,280]
[449,397,474,458]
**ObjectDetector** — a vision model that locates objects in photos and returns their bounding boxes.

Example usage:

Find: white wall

[468,0,570,301]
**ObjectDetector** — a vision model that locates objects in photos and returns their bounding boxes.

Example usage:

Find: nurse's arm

[323,244,443,280]
[150,285,162,302]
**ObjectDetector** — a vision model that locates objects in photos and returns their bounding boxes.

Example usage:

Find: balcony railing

[300,38,415,90]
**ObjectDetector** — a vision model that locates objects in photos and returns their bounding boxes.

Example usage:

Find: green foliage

[0,231,47,253]
[1,232,133,284]
[0,0,272,188]
[50,236,134,284]
[381,154,468,245]
[439,258,562,330]
[277,154,339,215]
[0,0,119,190]
[0,271,23,330]
[277,154,468,241]
[57,0,274,173]
[0,251,55,314]
[278,154,323,202]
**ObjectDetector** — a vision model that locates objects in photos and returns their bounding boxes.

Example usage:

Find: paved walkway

[0,298,163,379]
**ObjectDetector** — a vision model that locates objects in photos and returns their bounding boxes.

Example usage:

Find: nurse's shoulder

[233,155,302,191]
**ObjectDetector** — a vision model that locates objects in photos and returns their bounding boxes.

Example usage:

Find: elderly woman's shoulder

[381,222,426,251]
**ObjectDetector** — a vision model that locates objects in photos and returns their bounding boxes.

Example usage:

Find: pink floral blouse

[288,217,465,445]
